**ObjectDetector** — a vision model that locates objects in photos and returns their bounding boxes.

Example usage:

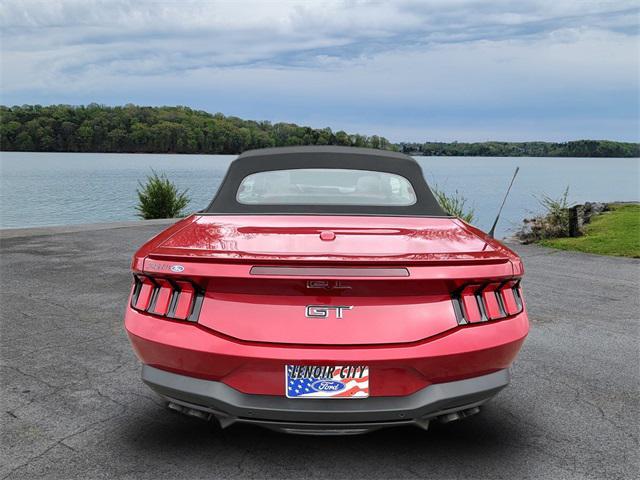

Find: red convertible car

[125,146,528,434]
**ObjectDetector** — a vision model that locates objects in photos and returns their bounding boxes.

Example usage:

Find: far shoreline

[1,150,638,159]
[2,105,639,158]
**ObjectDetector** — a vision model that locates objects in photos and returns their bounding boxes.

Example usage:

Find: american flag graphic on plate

[285,365,369,398]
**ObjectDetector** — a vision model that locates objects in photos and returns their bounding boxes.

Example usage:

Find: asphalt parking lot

[1,221,638,479]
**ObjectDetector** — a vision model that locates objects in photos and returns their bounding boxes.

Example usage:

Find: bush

[535,186,571,236]
[515,186,573,242]
[432,185,475,223]
[136,170,191,219]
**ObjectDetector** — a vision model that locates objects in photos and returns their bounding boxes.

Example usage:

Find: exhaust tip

[167,402,212,421]
[438,406,481,424]
[414,418,430,431]
[167,402,185,414]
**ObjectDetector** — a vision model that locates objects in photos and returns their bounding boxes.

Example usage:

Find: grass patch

[539,204,640,258]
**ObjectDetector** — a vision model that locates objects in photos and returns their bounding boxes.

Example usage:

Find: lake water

[1,152,638,238]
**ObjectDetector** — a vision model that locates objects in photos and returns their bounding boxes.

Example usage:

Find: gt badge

[305,305,353,319]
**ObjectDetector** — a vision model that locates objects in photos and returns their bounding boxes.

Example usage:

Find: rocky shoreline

[513,201,638,244]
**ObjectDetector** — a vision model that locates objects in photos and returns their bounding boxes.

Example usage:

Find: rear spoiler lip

[140,256,516,280]
[144,248,513,266]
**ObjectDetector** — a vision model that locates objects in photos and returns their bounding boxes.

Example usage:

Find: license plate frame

[285,365,369,399]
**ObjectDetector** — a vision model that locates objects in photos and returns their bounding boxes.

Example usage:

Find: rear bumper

[143,365,510,434]
[125,307,528,396]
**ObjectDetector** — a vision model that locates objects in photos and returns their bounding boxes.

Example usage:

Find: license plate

[285,365,369,399]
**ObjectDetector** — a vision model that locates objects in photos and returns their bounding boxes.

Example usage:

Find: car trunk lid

[150,215,507,264]
[142,215,516,345]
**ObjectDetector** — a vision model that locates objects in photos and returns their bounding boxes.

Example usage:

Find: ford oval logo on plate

[310,379,346,393]
[170,265,185,273]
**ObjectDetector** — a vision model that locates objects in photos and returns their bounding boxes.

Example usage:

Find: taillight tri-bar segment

[130,275,204,322]
[451,280,523,325]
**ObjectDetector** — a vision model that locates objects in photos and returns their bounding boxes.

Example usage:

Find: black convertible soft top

[204,146,448,216]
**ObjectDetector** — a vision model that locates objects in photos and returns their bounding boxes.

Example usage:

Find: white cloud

[0,0,638,141]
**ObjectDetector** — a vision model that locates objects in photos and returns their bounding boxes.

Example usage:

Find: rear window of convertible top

[236,168,417,206]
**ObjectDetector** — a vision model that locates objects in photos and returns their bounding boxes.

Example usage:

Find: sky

[1,0,639,142]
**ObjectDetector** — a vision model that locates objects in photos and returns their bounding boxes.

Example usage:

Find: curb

[0,219,176,240]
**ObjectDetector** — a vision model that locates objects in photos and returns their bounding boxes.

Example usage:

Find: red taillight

[500,279,523,316]
[452,280,523,326]
[173,281,196,320]
[150,278,173,316]
[130,275,203,322]
[482,283,505,320]
[132,276,155,311]
[459,284,483,323]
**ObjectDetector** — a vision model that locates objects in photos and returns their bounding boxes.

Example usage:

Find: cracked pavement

[1,222,638,479]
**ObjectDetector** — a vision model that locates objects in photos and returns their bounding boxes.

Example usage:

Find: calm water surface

[1,152,638,238]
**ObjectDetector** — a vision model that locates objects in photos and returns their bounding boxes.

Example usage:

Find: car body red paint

[124,147,529,434]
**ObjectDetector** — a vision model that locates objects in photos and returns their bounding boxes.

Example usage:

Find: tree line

[1,104,638,157]
[398,140,639,158]
[0,104,391,154]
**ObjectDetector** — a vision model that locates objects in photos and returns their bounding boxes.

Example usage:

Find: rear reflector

[131,275,203,322]
[452,280,523,326]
